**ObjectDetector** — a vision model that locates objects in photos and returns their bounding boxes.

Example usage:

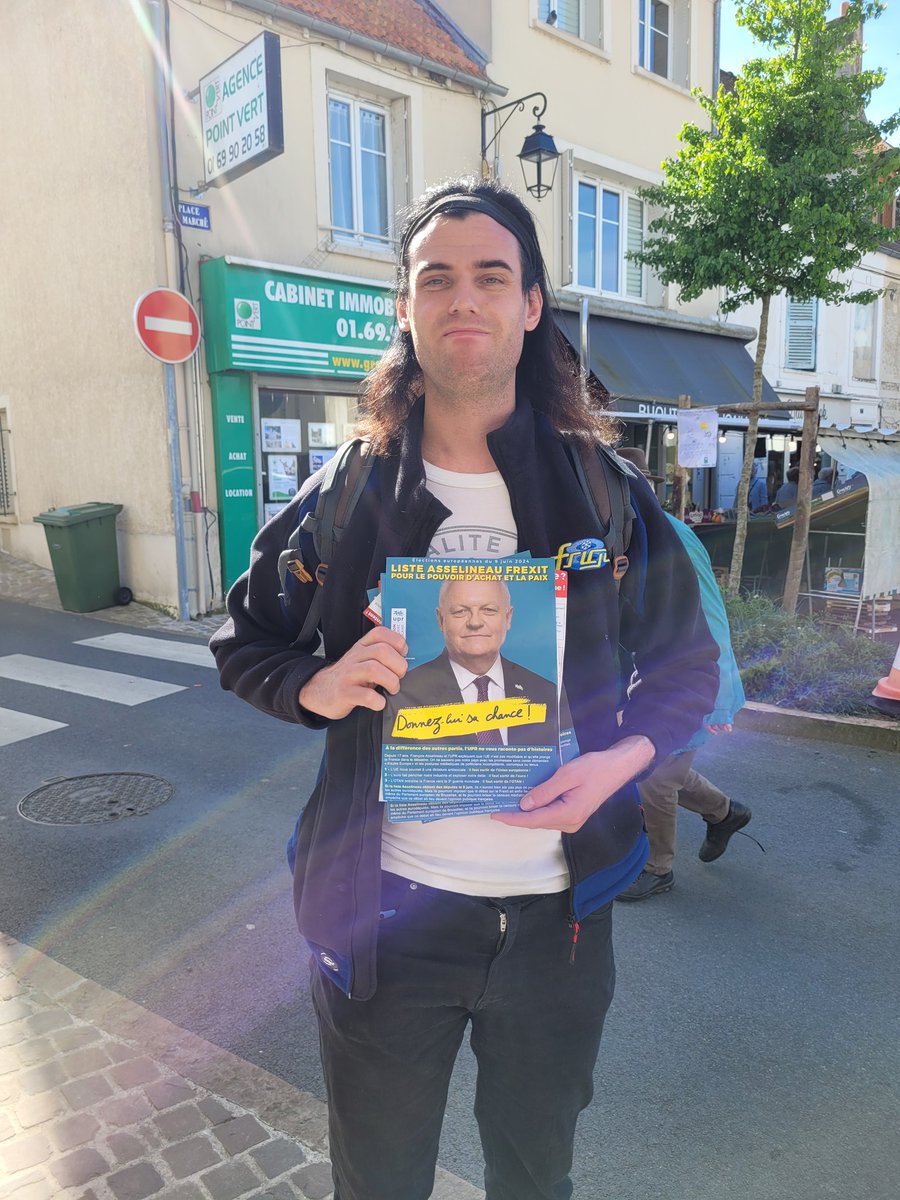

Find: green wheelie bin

[35,503,132,613]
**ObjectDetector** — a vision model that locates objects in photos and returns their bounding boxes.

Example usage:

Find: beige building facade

[2,0,754,615]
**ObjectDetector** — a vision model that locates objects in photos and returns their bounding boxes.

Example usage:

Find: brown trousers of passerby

[637,750,729,875]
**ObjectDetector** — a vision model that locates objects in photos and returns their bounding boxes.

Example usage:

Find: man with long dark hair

[211,176,718,1199]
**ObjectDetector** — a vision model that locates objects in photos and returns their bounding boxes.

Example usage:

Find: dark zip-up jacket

[210,397,719,999]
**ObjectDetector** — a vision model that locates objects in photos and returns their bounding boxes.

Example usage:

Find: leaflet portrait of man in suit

[384,577,559,748]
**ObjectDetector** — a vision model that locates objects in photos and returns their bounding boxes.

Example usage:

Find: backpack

[278,436,636,648]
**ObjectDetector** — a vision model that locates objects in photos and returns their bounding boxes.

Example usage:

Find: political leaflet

[380,556,562,821]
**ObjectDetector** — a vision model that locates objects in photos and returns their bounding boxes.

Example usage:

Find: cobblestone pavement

[0,552,227,641]
[0,936,485,1200]
[0,551,486,1198]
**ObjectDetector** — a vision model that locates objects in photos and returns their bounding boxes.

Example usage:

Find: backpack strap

[279,438,374,648]
[572,441,636,583]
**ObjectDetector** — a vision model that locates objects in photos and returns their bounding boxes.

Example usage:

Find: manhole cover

[18,774,175,825]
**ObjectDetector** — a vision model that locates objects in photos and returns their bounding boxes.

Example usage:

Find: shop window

[637,0,689,86]
[852,302,877,381]
[0,410,14,516]
[539,0,603,48]
[575,177,645,299]
[784,297,818,371]
[257,388,357,522]
[328,91,391,246]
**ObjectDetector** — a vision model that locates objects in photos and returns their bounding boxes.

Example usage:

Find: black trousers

[311,872,616,1200]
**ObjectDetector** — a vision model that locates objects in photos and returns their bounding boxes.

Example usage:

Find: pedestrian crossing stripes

[75,633,216,669]
[0,655,186,706]
[0,633,219,746]
[0,707,67,748]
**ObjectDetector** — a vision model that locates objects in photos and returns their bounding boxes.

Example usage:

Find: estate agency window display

[258,388,357,522]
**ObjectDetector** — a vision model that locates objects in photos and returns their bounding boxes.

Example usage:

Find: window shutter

[852,303,877,380]
[784,298,818,370]
[559,149,574,288]
[584,0,603,46]
[554,0,581,36]
[625,197,644,298]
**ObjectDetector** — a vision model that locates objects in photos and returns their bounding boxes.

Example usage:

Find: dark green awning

[554,310,780,411]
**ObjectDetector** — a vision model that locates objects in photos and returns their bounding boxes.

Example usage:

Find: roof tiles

[274,0,488,80]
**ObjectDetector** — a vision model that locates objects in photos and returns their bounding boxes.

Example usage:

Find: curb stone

[0,934,485,1200]
[737,700,899,752]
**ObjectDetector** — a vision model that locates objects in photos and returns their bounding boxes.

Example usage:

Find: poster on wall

[308,422,336,448]
[309,448,337,473]
[261,418,301,452]
[264,501,289,523]
[267,454,299,500]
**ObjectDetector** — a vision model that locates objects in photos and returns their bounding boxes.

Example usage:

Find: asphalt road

[1,599,898,1198]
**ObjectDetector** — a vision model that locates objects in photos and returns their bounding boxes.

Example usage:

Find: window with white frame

[539,0,603,48]
[784,297,818,370]
[638,0,669,77]
[575,178,645,298]
[327,91,391,245]
[852,302,877,380]
[636,0,689,86]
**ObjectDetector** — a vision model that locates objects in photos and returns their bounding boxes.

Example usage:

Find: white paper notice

[677,409,718,468]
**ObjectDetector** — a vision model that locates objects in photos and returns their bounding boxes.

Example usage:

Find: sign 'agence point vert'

[199,31,284,187]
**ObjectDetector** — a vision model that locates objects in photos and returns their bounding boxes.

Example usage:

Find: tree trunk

[781,389,820,612]
[727,293,771,597]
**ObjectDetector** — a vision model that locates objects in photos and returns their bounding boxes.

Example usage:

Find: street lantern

[481,92,560,200]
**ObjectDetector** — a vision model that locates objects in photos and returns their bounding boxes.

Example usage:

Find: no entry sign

[133,288,201,363]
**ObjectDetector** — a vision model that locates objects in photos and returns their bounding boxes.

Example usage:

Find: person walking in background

[615,447,751,901]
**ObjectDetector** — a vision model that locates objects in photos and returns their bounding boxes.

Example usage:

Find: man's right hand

[299,626,408,719]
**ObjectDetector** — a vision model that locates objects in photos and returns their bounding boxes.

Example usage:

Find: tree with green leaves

[632,0,899,604]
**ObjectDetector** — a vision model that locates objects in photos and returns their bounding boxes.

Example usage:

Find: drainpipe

[162,0,211,615]
[149,0,192,622]
[712,0,721,100]
[580,296,590,377]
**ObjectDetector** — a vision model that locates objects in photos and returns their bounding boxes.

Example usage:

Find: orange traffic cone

[869,642,900,718]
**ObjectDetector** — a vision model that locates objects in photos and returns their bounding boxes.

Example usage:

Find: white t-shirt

[380,460,568,897]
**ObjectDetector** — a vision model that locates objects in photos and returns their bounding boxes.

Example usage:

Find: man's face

[437,580,513,673]
[395,212,542,397]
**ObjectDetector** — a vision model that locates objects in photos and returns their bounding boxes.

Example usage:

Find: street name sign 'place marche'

[133,288,201,364]
[176,201,211,231]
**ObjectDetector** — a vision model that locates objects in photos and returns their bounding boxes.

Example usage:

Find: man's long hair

[356,177,616,451]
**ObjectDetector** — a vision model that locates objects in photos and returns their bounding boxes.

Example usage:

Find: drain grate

[18,773,175,825]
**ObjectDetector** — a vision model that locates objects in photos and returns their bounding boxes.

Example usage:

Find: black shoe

[698,800,752,863]
[615,870,675,902]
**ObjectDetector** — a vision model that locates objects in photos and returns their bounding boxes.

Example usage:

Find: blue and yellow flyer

[380,557,561,821]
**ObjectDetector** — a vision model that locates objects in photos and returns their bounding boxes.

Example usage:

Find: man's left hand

[491,735,655,833]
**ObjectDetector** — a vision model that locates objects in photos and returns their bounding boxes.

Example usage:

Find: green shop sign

[200,257,394,379]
